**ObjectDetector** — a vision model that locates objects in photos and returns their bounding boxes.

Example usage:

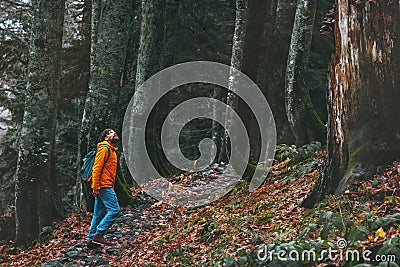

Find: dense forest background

[1,0,400,265]
[0,0,333,216]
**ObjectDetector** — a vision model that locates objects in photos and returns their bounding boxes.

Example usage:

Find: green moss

[115,165,135,207]
[293,106,327,146]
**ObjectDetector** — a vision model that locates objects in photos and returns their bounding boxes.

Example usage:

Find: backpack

[81,144,111,184]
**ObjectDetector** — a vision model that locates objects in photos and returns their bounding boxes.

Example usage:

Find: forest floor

[1,145,400,266]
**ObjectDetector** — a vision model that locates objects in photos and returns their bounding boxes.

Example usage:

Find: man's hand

[92,190,100,197]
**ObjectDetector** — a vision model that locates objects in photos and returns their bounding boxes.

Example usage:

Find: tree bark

[125,0,167,178]
[0,0,31,215]
[222,0,248,164]
[226,0,284,178]
[80,0,131,152]
[78,0,133,210]
[258,0,296,145]
[73,0,92,210]
[115,0,141,186]
[303,0,400,208]
[225,0,273,171]
[135,0,167,88]
[15,0,65,246]
[240,0,270,167]
[285,0,326,146]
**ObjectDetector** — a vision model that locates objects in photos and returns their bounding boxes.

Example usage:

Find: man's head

[99,128,119,144]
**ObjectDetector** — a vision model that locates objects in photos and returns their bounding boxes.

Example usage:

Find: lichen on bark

[285,0,326,146]
[303,0,400,208]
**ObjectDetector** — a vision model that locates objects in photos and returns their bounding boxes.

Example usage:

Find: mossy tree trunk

[73,0,92,210]
[78,0,134,210]
[226,0,282,178]
[80,0,132,155]
[223,0,248,163]
[115,0,142,186]
[14,0,65,246]
[227,0,248,129]
[285,0,326,146]
[126,0,167,178]
[240,0,269,168]
[225,0,264,174]
[303,0,400,208]
[135,0,167,89]
[259,0,296,144]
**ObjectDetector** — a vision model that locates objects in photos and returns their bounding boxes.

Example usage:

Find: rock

[115,213,134,223]
[47,259,63,266]
[62,263,81,267]
[86,255,103,264]
[210,163,219,169]
[40,259,60,267]
[74,241,86,248]
[141,222,154,230]
[104,234,113,239]
[106,247,120,255]
[215,167,225,173]
[65,250,80,259]
[135,194,146,201]
[113,231,123,238]
[94,258,109,266]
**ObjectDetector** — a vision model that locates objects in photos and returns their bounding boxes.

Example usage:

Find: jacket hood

[97,140,118,151]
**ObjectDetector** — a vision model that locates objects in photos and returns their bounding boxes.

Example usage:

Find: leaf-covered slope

[2,147,400,266]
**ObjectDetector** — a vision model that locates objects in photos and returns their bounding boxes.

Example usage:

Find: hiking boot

[92,233,112,246]
[87,240,101,249]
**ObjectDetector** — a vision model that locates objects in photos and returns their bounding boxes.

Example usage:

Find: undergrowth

[148,142,400,267]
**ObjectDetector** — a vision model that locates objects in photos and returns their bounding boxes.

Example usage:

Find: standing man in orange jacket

[87,128,120,248]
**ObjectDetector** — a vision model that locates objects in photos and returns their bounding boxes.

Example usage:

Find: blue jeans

[88,188,120,240]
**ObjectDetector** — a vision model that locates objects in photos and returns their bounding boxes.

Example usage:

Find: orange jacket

[91,141,118,191]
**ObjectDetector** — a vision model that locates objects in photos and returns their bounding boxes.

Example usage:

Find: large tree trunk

[15,0,65,246]
[135,0,167,88]
[303,0,400,208]
[115,0,142,186]
[285,0,326,146]
[0,0,31,216]
[223,0,248,164]
[125,0,167,179]
[116,0,141,135]
[78,0,133,210]
[80,0,131,152]
[240,0,272,168]
[259,0,296,144]
[225,0,277,177]
[73,0,92,210]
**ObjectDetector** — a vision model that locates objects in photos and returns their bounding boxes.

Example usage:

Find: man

[87,128,121,249]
